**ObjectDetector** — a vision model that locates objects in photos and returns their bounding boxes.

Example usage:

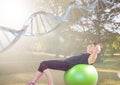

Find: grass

[0,51,120,85]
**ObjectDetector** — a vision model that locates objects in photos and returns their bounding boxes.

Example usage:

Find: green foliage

[112,36,120,50]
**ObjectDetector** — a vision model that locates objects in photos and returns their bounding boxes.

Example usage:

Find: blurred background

[0,0,120,85]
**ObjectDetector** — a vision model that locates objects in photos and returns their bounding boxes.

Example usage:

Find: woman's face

[89,44,101,54]
[88,44,96,53]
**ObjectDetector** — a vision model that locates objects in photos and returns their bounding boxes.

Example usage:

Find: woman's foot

[27,81,35,85]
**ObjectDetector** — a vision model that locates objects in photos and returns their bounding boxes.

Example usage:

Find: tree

[35,0,120,56]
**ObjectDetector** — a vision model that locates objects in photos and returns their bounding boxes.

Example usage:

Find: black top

[64,53,90,67]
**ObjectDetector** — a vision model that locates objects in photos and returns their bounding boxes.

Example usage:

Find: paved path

[97,68,120,73]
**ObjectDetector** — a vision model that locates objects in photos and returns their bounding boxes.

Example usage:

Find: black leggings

[38,60,70,72]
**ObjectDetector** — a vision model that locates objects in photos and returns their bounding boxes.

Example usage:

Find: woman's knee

[38,61,48,72]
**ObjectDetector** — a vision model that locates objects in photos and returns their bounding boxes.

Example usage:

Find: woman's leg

[30,69,53,85]
[44,69,54,85]
[27,60,69,85]
[31,71,43,84]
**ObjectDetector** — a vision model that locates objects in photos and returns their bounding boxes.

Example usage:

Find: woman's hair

[93,42,98,46]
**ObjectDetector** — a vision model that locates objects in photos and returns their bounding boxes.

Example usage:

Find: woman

[27,43,101,85]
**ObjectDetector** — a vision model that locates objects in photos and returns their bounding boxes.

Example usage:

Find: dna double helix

[0,0,115,52]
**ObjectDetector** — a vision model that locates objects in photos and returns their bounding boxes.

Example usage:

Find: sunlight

[0,0,27,29]
[0,0,50,30]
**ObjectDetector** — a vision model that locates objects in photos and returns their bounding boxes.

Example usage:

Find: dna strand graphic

[0,0,115,52]
[0,11,63,52]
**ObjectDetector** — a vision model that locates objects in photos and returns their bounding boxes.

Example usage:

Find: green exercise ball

[64,64,98,85]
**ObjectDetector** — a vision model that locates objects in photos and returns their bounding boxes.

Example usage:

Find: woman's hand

[94,45,101,54]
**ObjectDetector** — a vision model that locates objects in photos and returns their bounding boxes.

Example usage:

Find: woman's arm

[88,45,101,64]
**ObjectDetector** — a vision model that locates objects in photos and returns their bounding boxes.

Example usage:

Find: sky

[0,0,46,30]
[0,0,119,30]
[0,0,49,52]
[0,0,119,53]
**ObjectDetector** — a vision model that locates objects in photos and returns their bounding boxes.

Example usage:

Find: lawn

[0,51,119,85]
